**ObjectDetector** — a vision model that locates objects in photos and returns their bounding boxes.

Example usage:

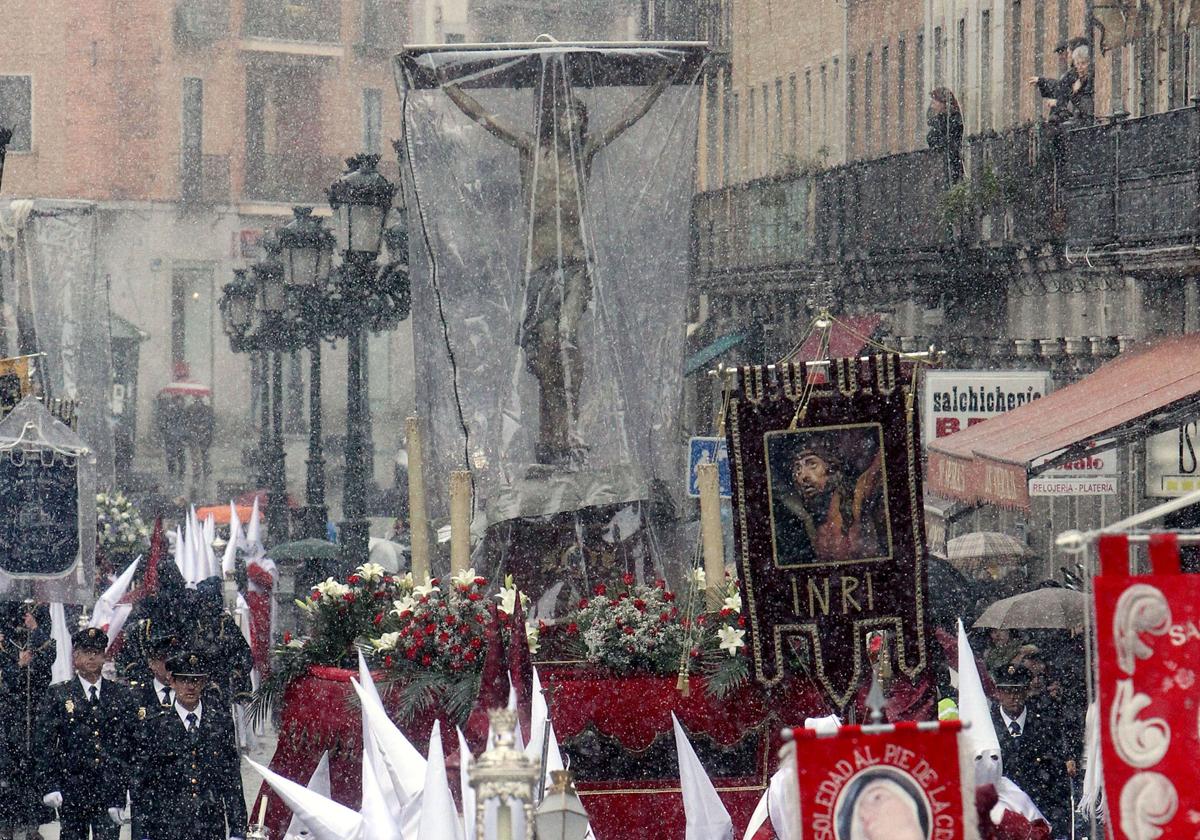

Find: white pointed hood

[957,619,1003,785]
[173,525,186,579]
[362,735,403,840]
[285,752,332,838]
[456,727,476,840]
[90,555,140,645]
[247,757,365,840]
[766,742,801,840]
[222,502,243,577]
[354,653,414,837]
[673,713,734,840]
[350,673,427,802]
[416,722,464,840]
[49,603,73,683]
[245,496,264,558]
[203,513,219,578]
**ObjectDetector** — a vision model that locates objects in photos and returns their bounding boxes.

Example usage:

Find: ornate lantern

[469,708,539,840]
[327,154,396,259]
[534,770,590,840]
[277,206,335,289]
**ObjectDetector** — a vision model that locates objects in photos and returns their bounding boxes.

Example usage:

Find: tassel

[676,669,690,697]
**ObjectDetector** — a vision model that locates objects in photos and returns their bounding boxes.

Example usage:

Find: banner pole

[405,416,431,582]
[697,462,724,610]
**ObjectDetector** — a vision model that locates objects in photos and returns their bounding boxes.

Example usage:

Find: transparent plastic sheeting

[395,45,705,526]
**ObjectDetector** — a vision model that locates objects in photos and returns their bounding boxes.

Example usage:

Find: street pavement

[38,725,279,840]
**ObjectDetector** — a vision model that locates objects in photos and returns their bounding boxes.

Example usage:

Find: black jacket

[35,678,137,815]
[132,702,248,840]
[1036,68,1077,123]
[926,109,964,184]
[992,697,1076,834]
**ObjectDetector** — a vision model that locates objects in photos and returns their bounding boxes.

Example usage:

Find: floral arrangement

[95,491,150,552]
[370,569,534,723]
[250,562,405,723]
[546,569,751,698]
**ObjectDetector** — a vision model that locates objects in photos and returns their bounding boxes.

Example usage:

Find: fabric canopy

[927,333,1200,509]
[790,314,884,363]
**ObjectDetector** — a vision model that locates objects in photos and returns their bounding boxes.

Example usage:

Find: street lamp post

[327,154,397,567]
[250,243,290,545]
[277,207,335,540]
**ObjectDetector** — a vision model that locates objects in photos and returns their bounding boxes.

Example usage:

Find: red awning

[791,314,885,363]
[927,334,1200,510]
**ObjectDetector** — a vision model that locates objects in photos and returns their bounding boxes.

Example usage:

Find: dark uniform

[35,628,136,840]
[991,663,1075,836]
[128,633,179,712]
[0,604,55,832]
[132,652,247,840]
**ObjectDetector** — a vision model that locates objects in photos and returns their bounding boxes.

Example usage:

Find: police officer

[129,633,178,711]
[35,627,135,840]
[132,651,247,840]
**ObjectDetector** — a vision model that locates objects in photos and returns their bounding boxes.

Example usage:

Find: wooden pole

[449,469,472,575]
[697,462,724,610]
[405,416,431,583]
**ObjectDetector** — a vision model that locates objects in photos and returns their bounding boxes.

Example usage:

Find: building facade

[0,0,415,506]
[690,0,1200,575]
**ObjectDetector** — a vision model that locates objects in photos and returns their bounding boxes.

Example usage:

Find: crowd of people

[0,563,253,840]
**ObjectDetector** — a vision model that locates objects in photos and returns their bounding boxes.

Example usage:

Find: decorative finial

[866,672,886,725]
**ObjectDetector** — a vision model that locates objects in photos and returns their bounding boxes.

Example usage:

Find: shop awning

[927,334,1200,510]
[684,331,746,375]
[791,314,885,363]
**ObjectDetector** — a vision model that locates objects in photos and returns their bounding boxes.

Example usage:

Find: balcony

[243,154,344,205]
[242,0,341,45]
[1062,106,1200,250]
[181,154,232,205]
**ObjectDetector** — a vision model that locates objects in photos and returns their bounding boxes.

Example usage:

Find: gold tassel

[676,670,691,696]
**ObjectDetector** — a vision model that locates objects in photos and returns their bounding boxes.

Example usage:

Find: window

[847,57,857,155]
[934,26,945,88]
[1110,46,1125,114]
[981,10,993,130]
[819,64,829,152]
[880,44,890,153]
[957,18,967,96]
[731,91,741,179]
[181,78,203,198]
[747,87,756,175]
[1009,2,1022,124]
[774,78,784,168]
[363,88,382,154]
[1057,0,1068,45]
[705,72,719,188]
[864,51,874,155]
[761,82,769,173]
[1034,0,1045,76]
[722,72,733,183]
[0,75,32,152]
[897,37,907,146]
[915,33,925,144]
[789,74,799,156]
[801,71,810,155]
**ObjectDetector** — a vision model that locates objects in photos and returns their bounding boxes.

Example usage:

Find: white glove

[107,807,124,825]
[42,791,63,808]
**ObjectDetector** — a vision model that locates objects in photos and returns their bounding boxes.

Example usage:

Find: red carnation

[464,650,477,662]
[343,592,356,603]
[451,644,463,654]
[439,632,450,643]
[578,598,590,609]
[622,573,635,586]
[311,590,321,600]
[373,613,384,625]
[720,607,733,618]
[468,592,482,602]
[660,612,671,622]
[430,577,440,586]
[474,576,487,586]
[347,574,362,584]
[623,626,635,635]
[690,647,700,658]
[446,615,458,626]
[567,622,578,634]
[421,655,432,666]
[425,623,437,634]
[663,592,676,602]
[738,615,746,627]
[594,583,607,596]
[384,655,393,667]
[374,591,389,600]
[470,637,483,649]
[655,578,666,589]
[283,631,292,643]
[633,599,646,611]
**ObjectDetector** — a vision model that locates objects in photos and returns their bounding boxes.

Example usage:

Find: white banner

[1146,420,1200,497]
[923,370,1054,444]
[1029,441,1118,497]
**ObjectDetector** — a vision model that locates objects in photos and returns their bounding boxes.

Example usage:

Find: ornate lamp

[470,708,539,840]
[327,154,396,259]
[277,206,335,289]
[219,269,257,345]
[534,770,590,840]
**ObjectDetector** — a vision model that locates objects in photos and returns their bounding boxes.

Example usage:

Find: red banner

[791,720,971,840]
[1093,533,1200,839]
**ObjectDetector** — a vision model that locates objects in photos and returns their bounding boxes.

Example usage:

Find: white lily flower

[413,580,438,598]
[373,632,401,651]
[723,592,743,613]
[450,567,477,587]
[717,625,745,657]
[392,595,417,617]
[356,561,387,582]
[314,578,350,600]
[525,621,540,654]
[496,586,518,616]
[690,568,706,588]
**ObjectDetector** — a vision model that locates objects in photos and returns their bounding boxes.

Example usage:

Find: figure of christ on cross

[443,56,676,467]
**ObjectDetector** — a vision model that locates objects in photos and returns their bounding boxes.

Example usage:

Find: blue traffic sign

[687,436,732,498]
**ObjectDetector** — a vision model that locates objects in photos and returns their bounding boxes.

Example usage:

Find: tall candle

[406,417,431,582]
[257,795,268,827]
[449,469,472,575]
[698,462,725,611]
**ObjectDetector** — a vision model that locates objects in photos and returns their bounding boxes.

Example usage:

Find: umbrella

[368,538,406,573]
[974,587,1086,631]
[925,555,980,629]
[268,539,340,562]
[159,380,212,397]
[196,504,256,526]
[946,531,1028,576]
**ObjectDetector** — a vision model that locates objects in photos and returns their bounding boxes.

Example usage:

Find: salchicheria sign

[725,355,932,712]
[922,370,1053,444]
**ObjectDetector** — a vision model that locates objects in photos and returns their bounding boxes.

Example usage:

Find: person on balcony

[1061,45,1095,129]
[1028,37,1089,126]
[926,88,964,185]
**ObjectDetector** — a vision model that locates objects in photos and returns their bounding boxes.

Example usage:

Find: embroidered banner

[790,720,972,840]
[725,355,932,710]
[1093,533,1200,839]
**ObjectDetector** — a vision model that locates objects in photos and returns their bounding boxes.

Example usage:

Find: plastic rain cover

[395,43,706,530]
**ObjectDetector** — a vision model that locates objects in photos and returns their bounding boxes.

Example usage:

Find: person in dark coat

[1028,38,1087,124]
[184,579,254,706]
[156,393,188,493]
[990,663,1077,836]
[1061,44,1095,128]
[128,633,179,712]
[35,627,136,840]
[927,87,964,184]
[184,396,215,498]
[131,652,247,840]
[0,602,56,837]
